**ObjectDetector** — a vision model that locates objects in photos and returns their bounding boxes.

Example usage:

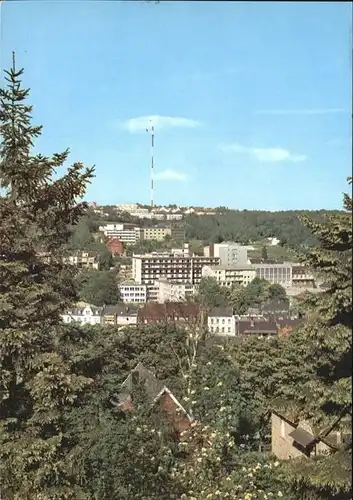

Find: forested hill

[184,209,342,248]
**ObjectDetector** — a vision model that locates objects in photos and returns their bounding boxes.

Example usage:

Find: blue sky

[1,1,351,210]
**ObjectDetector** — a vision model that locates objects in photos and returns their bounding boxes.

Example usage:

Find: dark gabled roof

[209,306,233,318]
[238,320,278,335]
[138,302,201,321]
[67,306,102,316]
[102,304,139,316]
[289,427,316,448]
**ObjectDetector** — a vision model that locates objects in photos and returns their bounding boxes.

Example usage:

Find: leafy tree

[196,277,229,310]
[0,55,94,498]
[245,277,270,306]
[97,244,113,270]
[78,269,120,306]
[228,285,251,315]
[268,283,287,301]
[184,210,338,249]
[261,244,268,261]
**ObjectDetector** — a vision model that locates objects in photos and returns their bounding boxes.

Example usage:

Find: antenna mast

[150,125,154,208]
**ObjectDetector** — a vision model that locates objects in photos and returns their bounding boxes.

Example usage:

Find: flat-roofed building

[254,263,292,288]
[99,223,140,244]
[140,226,171,241]
[133,251,220,286]
[119,282,147,303]
[202,264,256,287]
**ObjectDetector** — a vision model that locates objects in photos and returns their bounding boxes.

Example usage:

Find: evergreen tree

[261,244,268,261]
[0,54,94,498]
[298,178,352,418]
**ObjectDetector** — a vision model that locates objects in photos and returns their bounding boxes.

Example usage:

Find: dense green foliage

[76,268,121,306]
[0,55,94,499]
[184,210,341,248]
[197,276,288,312]
[1,58,351,500]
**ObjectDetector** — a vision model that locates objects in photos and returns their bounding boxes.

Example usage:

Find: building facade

[291,265,316,288]
[132,252,220,286]
[208,307,237,336]
[205,242,248,267]
[139,226,171,241]
[99,223,140,244]
[61,305,102,325]
[157,279,195,303]
[119,282,147,303]
[254,263,292,287]
[202,265,256,287]
[64,252,100,270]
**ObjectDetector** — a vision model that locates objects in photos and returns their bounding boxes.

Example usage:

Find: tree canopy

[1,56,351,500]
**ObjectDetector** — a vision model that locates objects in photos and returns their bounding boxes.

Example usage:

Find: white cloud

[154,169,187,181]
[123,115,200,133]
[254,108,346,116]
[220,142,307,163]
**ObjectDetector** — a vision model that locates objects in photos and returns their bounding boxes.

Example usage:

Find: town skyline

[2,1,351,210]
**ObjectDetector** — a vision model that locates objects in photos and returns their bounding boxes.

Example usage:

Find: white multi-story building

[119,282,147,303]
[61,305,102,325]
[254,263,292,288]
[208,307,237,336]
[204,242,248,267]
[64,252,100,270]
[132,251,220,286]
[157,279,195,303]
[202,265,256,287]
[99,223,140,244]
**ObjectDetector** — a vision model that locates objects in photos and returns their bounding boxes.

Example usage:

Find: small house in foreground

[271,408,351,460]
[117,362,193,436]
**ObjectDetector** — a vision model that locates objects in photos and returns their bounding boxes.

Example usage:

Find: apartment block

[99,223,140,244]
[139,226,171,241]
[132,252,220,286]
[119,282,147,303]
[254,263,292,288]
[157,279,195,303]
[202,265,256,287]
[204,242,248,267]
[64,251,100,270]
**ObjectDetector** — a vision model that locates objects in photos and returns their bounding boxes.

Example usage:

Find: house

[61,305,102,325]
[271,408,351,460]
[101,304,139,326]
[208,307,237,336]
[63,251,100,270]
[117,362,193,435]
[137,302,203,326]
[106,237,124,256]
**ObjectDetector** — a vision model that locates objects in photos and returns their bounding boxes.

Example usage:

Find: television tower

[146,122,155,208]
